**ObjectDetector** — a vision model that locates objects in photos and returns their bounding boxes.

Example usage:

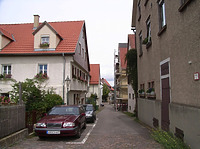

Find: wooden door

[161,61,170,131]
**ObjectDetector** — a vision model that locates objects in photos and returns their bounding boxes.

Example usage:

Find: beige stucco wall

[135,0,200,148]
[136,0,200,106]
[138,98,161,128]
[34,25,60,49]
[0,35,11,50]
[169,103,200,149]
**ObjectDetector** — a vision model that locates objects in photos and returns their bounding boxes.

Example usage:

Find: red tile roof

[0,27,14,40]
[128,34,135,49]
[101,78,114,91]
[89,64,100,85]
[0,21,84,54]
[119,43,128,69]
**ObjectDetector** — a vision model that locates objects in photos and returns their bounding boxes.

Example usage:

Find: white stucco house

[86,64,102,106]
[0,15,90,105]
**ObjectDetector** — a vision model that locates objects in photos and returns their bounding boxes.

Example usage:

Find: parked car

[83,104,96,123]
[35,105,86,139]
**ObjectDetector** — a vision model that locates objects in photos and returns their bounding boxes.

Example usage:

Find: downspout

[62,53,66,104]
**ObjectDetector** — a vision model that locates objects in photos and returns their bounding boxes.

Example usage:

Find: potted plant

[146,88,156,99]
[138,89,145,98]
[142,37,148,44]
[40,42,49,48]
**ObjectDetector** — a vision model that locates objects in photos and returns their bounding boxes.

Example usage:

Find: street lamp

[65,76,71,105]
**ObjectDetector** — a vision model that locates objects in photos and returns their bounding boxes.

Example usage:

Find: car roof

[54,105,83,108]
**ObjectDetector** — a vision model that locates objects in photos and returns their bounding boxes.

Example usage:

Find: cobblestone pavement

[8,104,162,149]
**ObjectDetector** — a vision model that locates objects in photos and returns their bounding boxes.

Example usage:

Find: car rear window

[86,106,93,111]
[48,107,79,115]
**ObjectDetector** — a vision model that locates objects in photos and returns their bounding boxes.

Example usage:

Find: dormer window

[40,35,49,47]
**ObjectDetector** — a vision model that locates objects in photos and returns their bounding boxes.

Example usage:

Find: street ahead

[9,103,162,149]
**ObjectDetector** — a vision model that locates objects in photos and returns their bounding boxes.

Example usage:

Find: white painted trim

[160,57,171,101]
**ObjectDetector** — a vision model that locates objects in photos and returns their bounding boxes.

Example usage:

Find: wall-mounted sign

[194,72,199,81]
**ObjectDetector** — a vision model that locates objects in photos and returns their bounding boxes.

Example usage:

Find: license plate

[47,131,60,134]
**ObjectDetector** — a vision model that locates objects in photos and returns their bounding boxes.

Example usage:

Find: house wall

[87,83,102,105]
[135,0,200,148]
[0,35,11,50]
[73,26,89,72]
[34,25,60,49]
[169,103,200,149]
[0,55,88,104]
[128,84,135,113]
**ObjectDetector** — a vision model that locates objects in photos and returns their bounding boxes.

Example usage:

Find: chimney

[33,15,40,29]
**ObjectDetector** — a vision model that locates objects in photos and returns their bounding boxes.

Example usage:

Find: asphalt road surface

[8,103,162,149]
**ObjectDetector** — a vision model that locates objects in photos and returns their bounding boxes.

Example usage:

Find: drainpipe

[62,53,66,104]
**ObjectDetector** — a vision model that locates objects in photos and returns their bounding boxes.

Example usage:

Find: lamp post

[65,76,71,105]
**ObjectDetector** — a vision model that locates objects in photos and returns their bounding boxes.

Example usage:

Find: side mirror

[44,113,47,116]
[81,113,86,116]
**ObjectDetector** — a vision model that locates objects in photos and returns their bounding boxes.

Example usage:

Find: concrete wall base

[0,128,28,149]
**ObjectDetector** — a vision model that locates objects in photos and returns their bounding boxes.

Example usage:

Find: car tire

[76,126,81,138]
[83,121,86,129]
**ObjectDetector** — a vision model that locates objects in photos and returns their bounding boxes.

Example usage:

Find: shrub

[151,129,190,149]
[44,94,63,112]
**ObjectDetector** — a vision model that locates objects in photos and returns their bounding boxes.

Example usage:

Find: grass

[151,129,190,149]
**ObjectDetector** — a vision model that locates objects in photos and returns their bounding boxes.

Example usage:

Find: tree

[102,84,110,102]
[125,49,138,117]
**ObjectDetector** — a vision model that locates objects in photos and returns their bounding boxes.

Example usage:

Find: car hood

[38,115,78,123]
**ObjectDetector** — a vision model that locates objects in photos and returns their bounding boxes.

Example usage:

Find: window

[39,64,47,74]
[139,31,143,56]
[79,43,81,55]
[41,35,49,44]
[146,17,151,44]
[179,0,193,12]
[129,93,131,99]
[82,48,84,58]
[138,0,141,21]
[158,0,167,35]
[132,94,134,99]
[3,65,11,75]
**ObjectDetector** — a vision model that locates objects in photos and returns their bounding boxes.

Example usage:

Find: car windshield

[48,107,79,115]
[86,106,93,111]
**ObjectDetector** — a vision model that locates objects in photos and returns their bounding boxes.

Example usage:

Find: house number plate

[47,131,60,134]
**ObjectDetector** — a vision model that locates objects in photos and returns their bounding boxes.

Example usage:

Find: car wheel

[83,121,86,129]
[92,117,95,123]
[76,126,81,138]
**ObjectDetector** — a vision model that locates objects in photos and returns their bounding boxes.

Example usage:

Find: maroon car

[35,105,86,139]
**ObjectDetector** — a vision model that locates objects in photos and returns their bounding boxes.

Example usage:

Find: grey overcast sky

[0,0,133,86]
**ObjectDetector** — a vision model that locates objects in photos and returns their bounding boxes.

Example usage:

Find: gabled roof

[89,64,100,85]
[32,21,63,40]
[101,78,114,91]
[0,27,14,41]
[0,21,84,54]
[119,43,128,69]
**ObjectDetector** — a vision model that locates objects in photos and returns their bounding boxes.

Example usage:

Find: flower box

[40,42,49,48]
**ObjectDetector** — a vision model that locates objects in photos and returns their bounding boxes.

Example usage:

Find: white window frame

[41,35,49,44]
[39,64,47,74]
[158,0,166,28]
[2,65,11,75]
[146,17,151,43]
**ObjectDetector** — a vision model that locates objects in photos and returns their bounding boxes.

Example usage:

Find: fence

[0,105,26,139]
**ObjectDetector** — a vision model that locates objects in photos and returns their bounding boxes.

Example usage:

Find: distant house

[132,0,200,148]
[127,34,136,113]
[0,15,90,105]
[87,64,102,106]
[101,78,114,102]
[115,43,128,109]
